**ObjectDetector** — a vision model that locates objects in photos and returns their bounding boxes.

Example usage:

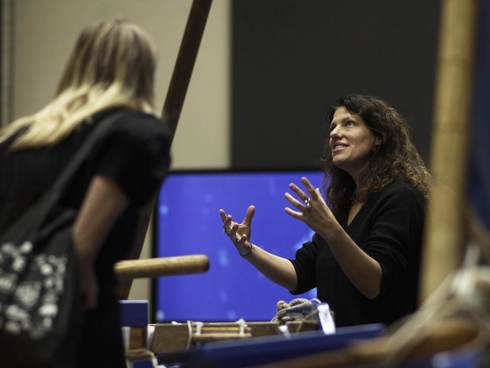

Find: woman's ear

[374,134,382,147]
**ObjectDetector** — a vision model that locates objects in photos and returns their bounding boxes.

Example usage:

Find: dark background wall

[232,0,441,169]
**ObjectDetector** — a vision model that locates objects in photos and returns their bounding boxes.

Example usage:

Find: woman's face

[329,106,378,178]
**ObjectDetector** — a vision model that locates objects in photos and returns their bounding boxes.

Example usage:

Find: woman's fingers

[289,178,321,204]
[315,188,324,203]
[231,223,250,247]
[242,205,255,227]
[301,177,320,199]
[284,192,306,210]
[284,207,303,220]
[219,210,235,235]
[220,209,254,257]
[219,209,231,229]
[219,209,227,222]
[230,222,240,240]
[288,182,308,202]
[287,178,321,211]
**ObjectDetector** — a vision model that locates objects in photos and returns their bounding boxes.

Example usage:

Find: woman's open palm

[219,205,255,255]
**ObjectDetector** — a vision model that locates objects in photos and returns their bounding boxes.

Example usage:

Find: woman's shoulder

[99,108,170,140]
[375,180,426,207]
[361,180,426,225]
[88,108,171,164]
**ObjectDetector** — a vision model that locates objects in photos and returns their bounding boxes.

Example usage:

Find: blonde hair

[1,19,158,148]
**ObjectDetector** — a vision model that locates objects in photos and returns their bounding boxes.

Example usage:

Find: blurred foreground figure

[0,19,170,367]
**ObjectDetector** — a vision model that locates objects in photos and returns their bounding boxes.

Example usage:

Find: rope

[272,298,322,325]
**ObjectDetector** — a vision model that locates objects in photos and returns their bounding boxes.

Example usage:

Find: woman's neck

[347,162,370,192]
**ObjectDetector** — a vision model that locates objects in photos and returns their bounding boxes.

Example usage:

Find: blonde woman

[0,20,170,366]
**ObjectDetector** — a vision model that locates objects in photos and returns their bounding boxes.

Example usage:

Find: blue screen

[154,170,324,322]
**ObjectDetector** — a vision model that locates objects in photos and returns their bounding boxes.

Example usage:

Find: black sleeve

[363,186,424,297]
[289,234,321,294]
[94,115,171,206]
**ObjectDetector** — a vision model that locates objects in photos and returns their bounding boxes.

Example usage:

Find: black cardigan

[290,181,426,327]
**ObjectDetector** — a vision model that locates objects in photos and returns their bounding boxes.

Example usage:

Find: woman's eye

[345,121,355,127]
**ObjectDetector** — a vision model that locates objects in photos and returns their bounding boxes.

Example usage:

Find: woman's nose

[330,126,340,138]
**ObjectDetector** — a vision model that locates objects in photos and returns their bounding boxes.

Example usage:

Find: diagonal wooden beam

[116,0,213,299]
[162,0,213,143]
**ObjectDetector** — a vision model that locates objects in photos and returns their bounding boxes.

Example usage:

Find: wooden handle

[114,255,209,279]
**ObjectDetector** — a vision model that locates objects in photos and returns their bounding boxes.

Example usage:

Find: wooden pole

[115,255,209,280]
[162,0,213,143]
[116,0,213,298]
[420,0,478,302]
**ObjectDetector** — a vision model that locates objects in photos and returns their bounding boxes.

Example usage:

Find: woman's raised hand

[219,205,255,256]
[284,177,338,237]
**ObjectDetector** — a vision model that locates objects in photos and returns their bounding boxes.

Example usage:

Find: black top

[290,181,425,327]
[0,108,170,366]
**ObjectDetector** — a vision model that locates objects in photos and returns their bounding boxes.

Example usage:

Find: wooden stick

[420,0,478,302]
[116,0,213,298]
[162,0,213,143]
[192,333,253,343]
[197,327,252,333]
[115,255,209,280]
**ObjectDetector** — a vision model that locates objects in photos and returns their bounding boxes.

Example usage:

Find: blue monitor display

[153,170,324,322]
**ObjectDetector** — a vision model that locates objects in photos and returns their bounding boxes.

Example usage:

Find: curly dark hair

[324,94,431,215]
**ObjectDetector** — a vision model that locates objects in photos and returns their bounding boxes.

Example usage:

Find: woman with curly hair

[220,94,430,327]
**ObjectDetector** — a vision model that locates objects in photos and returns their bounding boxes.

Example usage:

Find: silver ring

[304,198,311,208]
